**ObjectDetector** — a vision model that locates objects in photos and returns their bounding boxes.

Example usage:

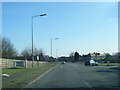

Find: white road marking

[23,64,58,88]
[82,80,92,88]
[74,65,76,67]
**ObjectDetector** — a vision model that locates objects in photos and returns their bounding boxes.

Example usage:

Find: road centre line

[23,64,58,88]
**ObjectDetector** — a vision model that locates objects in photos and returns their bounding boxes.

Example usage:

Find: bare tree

[34,48,45,56]
[1,37,18,58]
[21,47,32,58]
[69,52,74,62]
[69,52,74,57]
[21,46,45,60]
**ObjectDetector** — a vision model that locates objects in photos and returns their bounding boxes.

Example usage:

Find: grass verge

[2,68,31,75]
[2,62,57,88]
[2,65,48,75]
[98,63,120,66]
[110,66,120,70]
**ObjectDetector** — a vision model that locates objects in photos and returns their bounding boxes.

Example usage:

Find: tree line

[59,51,120,63]
[1,37,45,61]
[1,37,120,62]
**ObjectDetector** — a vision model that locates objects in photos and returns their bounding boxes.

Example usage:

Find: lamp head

[55,38,59,40]
[40,13,47,16]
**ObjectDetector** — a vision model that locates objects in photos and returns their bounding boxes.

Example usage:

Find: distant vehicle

[90,60,98,66]
[61,61,65,64]
[85,60,98,66]
[85,60,90,66]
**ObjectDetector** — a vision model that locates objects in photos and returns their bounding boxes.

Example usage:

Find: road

[24,62,119,88]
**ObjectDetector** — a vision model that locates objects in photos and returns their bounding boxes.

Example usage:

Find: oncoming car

[85,60,98,66]
[90,60,98,66]
[61,61,66,64]
[85,60,90,66]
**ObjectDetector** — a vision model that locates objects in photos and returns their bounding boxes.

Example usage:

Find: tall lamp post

[50,38,59,61]
[31,13,46,67]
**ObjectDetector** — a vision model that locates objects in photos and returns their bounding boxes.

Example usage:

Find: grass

[2,68,31,75]
[2,64,48,75]
[98,63,120,66]
[2,62,57,88]
[110,66,120,70]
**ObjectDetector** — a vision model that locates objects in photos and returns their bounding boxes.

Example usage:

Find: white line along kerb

[23,65,58,88]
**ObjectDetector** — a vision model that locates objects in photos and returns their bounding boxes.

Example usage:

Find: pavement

[24,62,119,88]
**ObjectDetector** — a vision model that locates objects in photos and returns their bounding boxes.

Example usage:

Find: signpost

[37,56,39,66]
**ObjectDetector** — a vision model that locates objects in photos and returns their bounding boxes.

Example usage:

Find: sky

[2,2,118,57]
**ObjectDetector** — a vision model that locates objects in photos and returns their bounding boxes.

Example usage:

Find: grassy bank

[2,62,57,88]
[98,63,120,66]
[2,64,48,75]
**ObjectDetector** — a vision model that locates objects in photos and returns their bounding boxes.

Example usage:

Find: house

[90,52,106,61]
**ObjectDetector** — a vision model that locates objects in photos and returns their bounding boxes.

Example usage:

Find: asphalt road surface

[24,62,119,88]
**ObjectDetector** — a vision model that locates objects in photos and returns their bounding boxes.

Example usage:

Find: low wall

[0,58,14,68]
[0,58,47,68]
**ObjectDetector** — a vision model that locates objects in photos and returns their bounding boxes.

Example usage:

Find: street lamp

[31,13,46,67]
[50,38,59,60]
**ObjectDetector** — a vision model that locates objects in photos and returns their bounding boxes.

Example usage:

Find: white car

[61,61,65,64]
[90,60,98,66]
